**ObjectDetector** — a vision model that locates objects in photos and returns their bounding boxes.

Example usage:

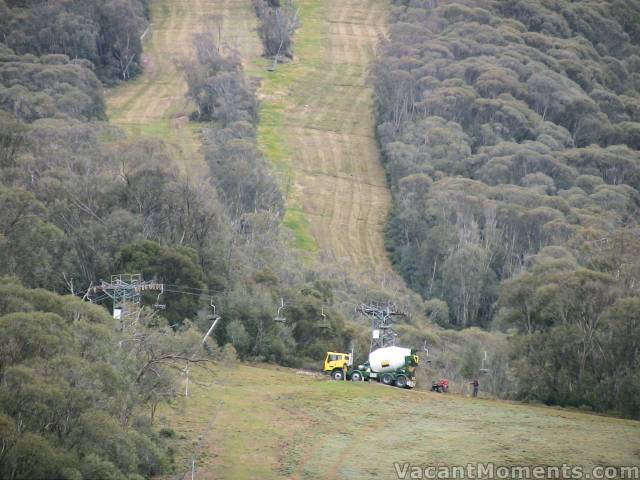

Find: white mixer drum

[368,346,412,373]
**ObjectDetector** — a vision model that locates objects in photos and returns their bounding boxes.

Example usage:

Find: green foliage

[80,454,126,480]
[424,298,450,326]
[253,0,300,59]
[0,113,230,292]
[460,342,483,380]
[0,186,65,288]
[4,432,77,480]
[0,284,182,479]
[209,281,353,366]
[499,243,640,416]
[0,282,222,477]
[0,110,27,170]
[226,319,251,355]
[378,0,640,326]
[221,343,238,367]
[180,34,257,124]
[0,0,359,386]
[378,0,640,416]
[116,241,206,326]
[0,0,148,83]
[181,33,284,220]
[0,50,106,122]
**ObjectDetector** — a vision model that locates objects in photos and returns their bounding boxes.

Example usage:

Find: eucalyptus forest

[0,0,639,478]
[376,0,640,416]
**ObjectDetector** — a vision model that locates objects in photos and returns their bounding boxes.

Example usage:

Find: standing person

[471,378,479,397]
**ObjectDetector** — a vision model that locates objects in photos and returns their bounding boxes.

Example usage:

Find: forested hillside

[0,0,149,83]
[374,0,640,415]
[0,1,409,474]
[0,281,209,479]
[1,0,639,477]
[0,0,388,360]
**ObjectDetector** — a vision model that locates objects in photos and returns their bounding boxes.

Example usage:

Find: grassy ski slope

[161,364,640,479]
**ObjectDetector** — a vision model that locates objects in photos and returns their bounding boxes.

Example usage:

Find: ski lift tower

[357,303,407,352]
[90,274,163,330]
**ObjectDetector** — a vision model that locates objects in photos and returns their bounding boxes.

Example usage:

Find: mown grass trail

[106,0,261,176]
[161,364,640,479]
[251,0,393,272]
[107,0,399,275]
[105,3,640,478]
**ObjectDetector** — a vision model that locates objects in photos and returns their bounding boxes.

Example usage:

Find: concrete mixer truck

[323,346,419,388]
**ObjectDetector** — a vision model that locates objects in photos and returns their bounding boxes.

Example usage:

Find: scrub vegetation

[1,0,639,477]
[373,0,640,417]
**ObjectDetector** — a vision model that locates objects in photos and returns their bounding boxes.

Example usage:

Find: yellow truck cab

[324,352,351,380]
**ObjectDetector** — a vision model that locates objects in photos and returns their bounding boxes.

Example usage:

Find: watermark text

[393,463,640,479]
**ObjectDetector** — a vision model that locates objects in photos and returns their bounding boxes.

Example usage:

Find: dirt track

[106,0,261,175]
[265,0,393,272]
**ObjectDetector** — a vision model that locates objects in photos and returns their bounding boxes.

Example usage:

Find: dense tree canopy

[0,3,362,376]
[374,0,640,415]
[376,0,640,325]
[0,0,149,83]
[0,281,201,479]
[253,0,300,60]
[0,2,435,477]
[0,48,105,122]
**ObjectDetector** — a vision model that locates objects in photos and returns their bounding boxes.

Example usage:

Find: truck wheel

[381,373,394,385]
[395,375,407,388]
[331,369,344,381]
[351,371,363,382]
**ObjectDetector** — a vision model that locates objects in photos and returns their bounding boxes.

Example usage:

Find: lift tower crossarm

[89,274,164,330]
[356,303,408,352]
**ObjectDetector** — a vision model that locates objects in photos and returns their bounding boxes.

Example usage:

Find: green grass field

[248,0,326,254]
[106,0,261,177]
[250,0,393,268]
[107,3,640,476]
[160,364,640,479]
